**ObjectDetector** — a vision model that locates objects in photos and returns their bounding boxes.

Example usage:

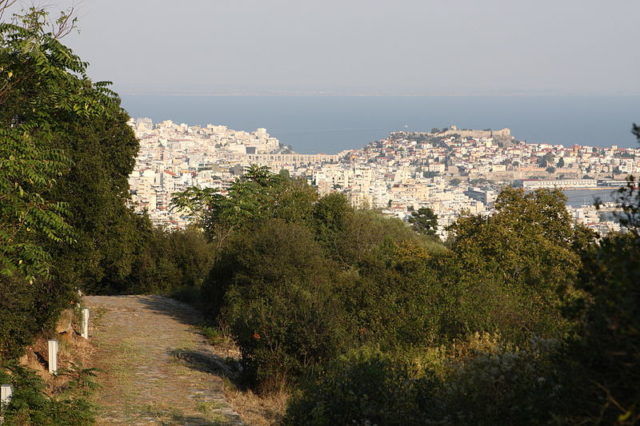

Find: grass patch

[197,400,231,423]
[200,326,227,346]
[90,306,108,327]
[140,402,185,420]
[98,338,145,399]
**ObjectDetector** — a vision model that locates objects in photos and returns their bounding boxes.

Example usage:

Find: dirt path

[85,295,243,425]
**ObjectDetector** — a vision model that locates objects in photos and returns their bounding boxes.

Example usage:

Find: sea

[121,95,640,155]
[563,189,619,208]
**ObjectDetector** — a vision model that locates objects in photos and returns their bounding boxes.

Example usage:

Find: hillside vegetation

[173,162,639,425]
[0,3,638,424]
[0,5,212,423]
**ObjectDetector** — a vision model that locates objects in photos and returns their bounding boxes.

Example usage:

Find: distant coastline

[121,95,640,155]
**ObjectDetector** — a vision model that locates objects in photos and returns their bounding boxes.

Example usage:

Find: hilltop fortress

[438,125,512,140]
[396,125,513,144]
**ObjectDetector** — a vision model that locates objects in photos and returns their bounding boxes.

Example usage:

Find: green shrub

[432,347,562,425]
[211,219,353,391]
[285,335,564,426]
[560,230,640,424]
[284,348,421,426]
[0,276,74,361]
[338,238,450,349]
[0,364,95,425]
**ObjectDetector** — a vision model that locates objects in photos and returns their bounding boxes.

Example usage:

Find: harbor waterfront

[563,188,618,207]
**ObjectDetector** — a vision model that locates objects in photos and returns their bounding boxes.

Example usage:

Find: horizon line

[117,91,640,98]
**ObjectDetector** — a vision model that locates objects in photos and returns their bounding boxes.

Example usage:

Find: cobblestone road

[85,295,242,425]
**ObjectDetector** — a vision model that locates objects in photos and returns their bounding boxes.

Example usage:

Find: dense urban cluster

[129,120,638,234]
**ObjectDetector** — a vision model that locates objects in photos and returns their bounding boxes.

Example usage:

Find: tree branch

[0,0,17,22]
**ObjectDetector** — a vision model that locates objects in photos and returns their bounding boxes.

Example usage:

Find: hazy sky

[15,0,640,95]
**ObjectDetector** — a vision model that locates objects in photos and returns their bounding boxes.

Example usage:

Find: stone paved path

[85,295,243,425]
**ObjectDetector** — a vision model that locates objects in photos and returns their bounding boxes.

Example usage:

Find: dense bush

[213,219,353,391]
[0,276,75,360]
[285,334,563,426]
[111,224,214,295]
[0,363,94,425]
[191,171,452,390]
[558,177,640,423]
[285,348,421,426]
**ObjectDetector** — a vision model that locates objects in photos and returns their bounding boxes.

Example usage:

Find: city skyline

[127,117,632,236]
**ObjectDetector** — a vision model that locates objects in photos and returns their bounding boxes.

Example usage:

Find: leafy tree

[0,3,142,297]
[0,2,151,363]
[538,152,555,168]
[312,192,352,258]
[0,4,134,358]
[407,207,438,236]
[215,219,351,391]
[171,186,222,234]
[173,165,318,246]
[446,187,583,343]
[193,168,321,316]
[50,99,142,294]
[0,7,84,281]
[559,124,640,423]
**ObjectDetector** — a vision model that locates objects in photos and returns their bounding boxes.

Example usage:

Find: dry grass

[17,308,97,396]
[197,327,289,424]
[223,386,289,426]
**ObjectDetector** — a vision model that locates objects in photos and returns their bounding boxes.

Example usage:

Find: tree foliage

[444,187,584,343]
[178,169,451,390]
[559,125,640,424]
[0,7,87,281]
[0,5,149,362]
[407,206,438,236]
[284,127,640,424]
[219,219,351,391]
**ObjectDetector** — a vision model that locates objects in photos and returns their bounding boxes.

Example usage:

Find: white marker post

[0,383,12,424]
[47,339,58,374]
[0,384,12,407]
[81,308,89,339]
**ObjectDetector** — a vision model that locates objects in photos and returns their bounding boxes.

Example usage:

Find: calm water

[564,189,619,207]
[121,95,640,154]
